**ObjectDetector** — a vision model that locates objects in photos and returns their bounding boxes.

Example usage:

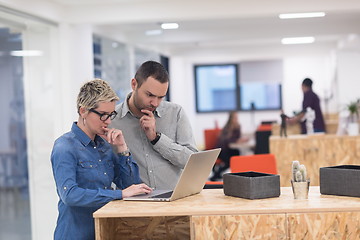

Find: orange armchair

[204,128,223,188]
[230,154,277,175]
[204,128,223,165]
[204,128,221,150]
[204,180,223,189]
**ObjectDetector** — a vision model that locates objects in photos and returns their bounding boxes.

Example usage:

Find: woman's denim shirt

[51,122,141,240]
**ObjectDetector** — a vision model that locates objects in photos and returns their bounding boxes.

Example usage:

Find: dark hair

[302,78,313,88]
[134,61,169,87]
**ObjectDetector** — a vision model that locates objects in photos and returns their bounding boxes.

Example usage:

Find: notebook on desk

[123,148,221,202]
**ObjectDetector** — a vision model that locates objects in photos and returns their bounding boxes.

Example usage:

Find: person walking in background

[288,78,326,134]
[210,111,243,181]
[111,61,198,190]
[51,79,152,240]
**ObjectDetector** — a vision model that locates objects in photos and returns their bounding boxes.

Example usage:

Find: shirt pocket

[77,160,99,184]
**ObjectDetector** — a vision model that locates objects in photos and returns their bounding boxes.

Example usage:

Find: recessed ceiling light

[279,12,326,19]
[10,50,43,56]
[161,23,179,30]
[145,29,163,36]
[281,37,315,44]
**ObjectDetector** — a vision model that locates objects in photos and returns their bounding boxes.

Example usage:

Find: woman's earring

[83,118,86,126]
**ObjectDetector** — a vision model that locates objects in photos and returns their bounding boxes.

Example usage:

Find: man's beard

[133,91,155,113]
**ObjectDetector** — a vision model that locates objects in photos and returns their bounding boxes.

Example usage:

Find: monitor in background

[194,60,283,113]
[194,64,238,113]
[240,83,282,111]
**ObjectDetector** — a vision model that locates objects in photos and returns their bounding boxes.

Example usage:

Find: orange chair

[204,181,223,189]
[204,128,222,165]
[230,154,277,174]
[204,128,221,150]
[203,128,224,188]
[257,124,272,132]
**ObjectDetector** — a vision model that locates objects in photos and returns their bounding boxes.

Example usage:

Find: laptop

[123,148,221,202]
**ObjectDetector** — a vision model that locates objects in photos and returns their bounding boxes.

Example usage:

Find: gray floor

[0,187,31,240]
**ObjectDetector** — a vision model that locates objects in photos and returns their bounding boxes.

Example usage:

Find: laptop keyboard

[151,191,173,198]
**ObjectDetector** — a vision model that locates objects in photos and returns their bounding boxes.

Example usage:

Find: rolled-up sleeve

[51,142,124,207]
[153,107,198,168]
[113,154,142,189]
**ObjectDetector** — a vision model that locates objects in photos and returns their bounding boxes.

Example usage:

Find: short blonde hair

[77,79,119,113]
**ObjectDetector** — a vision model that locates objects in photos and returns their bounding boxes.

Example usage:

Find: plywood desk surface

[94,187,360,219]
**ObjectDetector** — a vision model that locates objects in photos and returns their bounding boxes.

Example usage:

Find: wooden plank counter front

[93,187,360,239]
[270,134,360,186]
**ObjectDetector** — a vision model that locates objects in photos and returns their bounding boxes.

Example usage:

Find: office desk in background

[94,187,360,239]
[229,137,255,155]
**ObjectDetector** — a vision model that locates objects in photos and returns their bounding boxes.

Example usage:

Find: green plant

[347,100,359,123]
[292,160,307,182]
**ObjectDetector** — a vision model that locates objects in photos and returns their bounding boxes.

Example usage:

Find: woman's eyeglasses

[89,109,117,121]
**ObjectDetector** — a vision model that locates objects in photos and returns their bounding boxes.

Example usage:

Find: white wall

[336,50,360,107]
[56,23,94,133]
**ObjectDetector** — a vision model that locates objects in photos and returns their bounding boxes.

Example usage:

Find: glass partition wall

[0,7,58,240]
[0,15,31,240]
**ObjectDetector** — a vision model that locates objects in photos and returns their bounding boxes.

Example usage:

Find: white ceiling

[6,0,360,55]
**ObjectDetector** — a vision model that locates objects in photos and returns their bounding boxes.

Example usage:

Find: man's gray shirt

[111,96,198,189]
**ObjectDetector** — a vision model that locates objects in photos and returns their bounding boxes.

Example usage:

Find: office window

[240,83,282,110]
[194,60,283,112]
[194,64,238,112]
[239,60,283,110]
[93,35,131,102]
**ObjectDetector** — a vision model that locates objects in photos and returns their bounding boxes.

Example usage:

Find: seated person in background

[210,111,243,181]
[51,79,152,240]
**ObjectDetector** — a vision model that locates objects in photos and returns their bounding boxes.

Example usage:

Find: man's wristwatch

[119,148,131,156]
[150,132,161,145]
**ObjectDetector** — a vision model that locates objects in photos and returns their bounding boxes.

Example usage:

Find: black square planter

[223,171,280,200]
[320,165,360,197]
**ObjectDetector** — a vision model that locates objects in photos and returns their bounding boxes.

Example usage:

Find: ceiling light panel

[10,50,43,56]
[279,12,326,19]
[161,23,179,30]
[281,37,315,44]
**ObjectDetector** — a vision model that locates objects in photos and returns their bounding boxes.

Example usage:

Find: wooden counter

[271,120,339,136]
[271,123,301,136]
[270,134,360,186]
[94,187,360,239]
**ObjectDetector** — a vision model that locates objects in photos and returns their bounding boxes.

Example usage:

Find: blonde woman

[51,79,152,240]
